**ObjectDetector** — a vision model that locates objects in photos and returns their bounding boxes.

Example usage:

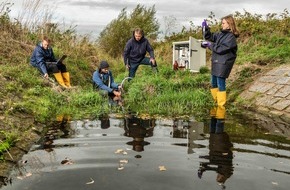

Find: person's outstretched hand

[150,58,156,66]
[43,73,49,79]
[113,90,121,97]
[126,64,130,70]
[201,41,211,48]
[201,19,208,28]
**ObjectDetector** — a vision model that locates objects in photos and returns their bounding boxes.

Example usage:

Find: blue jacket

[92,69,119,93]
[204,28,238,78]
[123,35,155,65]
[30,42,57,75]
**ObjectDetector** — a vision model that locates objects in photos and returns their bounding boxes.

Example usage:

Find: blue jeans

[128,57,156,78]
[211,75,226,91]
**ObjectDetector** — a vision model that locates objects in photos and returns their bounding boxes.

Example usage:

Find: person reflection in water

[198,109,233,189]
[100,117,110,129]
[42,115,71,152]
[124,115,155,152]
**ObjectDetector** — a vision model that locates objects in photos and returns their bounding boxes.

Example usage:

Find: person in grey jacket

[123,28,157,78]
[201,15,240,107]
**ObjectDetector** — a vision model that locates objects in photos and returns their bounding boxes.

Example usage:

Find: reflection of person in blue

[198,118,233,189]
[124,115,154,152]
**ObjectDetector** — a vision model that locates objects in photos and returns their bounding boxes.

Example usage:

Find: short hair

[42,36,51,43]
[134,28,144,36]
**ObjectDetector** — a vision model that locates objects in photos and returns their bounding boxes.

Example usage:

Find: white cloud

[7,0,290,38]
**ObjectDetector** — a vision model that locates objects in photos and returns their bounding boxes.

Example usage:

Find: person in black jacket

[201,15,239,107]
[123,28,157,78]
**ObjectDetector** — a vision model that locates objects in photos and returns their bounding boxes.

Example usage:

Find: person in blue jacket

[30,36,71,88]
[123,28,157,78]
[92,61,121,97]
[201,15,240,108]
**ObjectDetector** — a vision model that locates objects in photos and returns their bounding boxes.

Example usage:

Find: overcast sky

[7,0,289,38]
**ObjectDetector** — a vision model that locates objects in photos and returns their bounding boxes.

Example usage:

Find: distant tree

[97,4,159,58]
[163,15,178,37]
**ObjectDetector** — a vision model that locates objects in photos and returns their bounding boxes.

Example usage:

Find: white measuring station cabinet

[172,37,206,72]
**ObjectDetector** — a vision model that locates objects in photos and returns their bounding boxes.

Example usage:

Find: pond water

[1,111,290,190]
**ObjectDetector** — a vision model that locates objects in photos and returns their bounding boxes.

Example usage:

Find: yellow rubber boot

[217,91,227,107]
[53,72,67,88]
[216,106,226,119]
[210,107,217,117]
[62,72,71,87]
[210,88,218,103]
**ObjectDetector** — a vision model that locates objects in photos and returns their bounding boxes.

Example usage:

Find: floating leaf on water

[86,178,94,185]
[118,166,124,170]
[159,166,166,171]
[61,157,74,165]
[120,159,128,164]
[17,172,32,180]
[122,151,128,155]
[271,182,278,185]
[115,149,124,154]
[17,176,24,180]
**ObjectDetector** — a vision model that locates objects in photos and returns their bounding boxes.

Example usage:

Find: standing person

[201,15,239,107]
[30,36,71,88]
[123,28,157,78]
[92,60,122,98]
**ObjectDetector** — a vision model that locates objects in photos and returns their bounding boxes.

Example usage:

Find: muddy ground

[0,112,43,187]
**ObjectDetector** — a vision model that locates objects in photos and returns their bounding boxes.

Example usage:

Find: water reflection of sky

[1,115,290,190]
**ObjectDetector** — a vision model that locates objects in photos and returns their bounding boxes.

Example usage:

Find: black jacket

[205,28,238,78]
[123,34,155,65]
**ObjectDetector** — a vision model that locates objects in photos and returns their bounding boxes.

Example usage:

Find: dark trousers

[128,57,157,78]
[46,62,67,74]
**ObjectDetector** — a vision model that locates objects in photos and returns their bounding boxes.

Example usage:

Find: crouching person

[92,61,122,99]
[30,36,71,88]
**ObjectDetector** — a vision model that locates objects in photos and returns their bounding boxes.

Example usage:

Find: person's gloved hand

[201,19,208,28]
[201,41,211,48]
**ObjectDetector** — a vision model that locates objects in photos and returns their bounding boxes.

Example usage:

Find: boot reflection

[198,108,234,189]
[124,115,155,152]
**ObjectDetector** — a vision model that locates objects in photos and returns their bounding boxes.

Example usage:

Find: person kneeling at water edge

[30,36,71,88]
[92,61,122,98]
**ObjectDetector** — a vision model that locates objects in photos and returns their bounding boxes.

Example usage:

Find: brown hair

[222,15,239,37]
[134,28,144,36]
[42,36,51,43]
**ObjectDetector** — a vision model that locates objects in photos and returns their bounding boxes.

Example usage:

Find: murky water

[1,113,290,190]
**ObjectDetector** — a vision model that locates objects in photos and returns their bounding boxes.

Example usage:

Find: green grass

[0,131,18,160]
